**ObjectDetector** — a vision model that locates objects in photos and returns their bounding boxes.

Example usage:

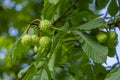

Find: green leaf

[108,0,118,16]
[22,63,37,80]
[74,30,108,63]
[76,18,104,30]
[105,67,120,80]
[68,49,90,80]
[48,42,61,72]
[33,69,49,80]
[34,60,46,69]
[48,0,59,4]
[77,0,92,10]
[48,32,66,72]
[32,69,43,80]
[52,67,75,80]
[93,64,109,80]
[69,11,98,27]
[41,0,59,20]
[95,0,109,10]
[18,66,30,78]
[41,69,49,80]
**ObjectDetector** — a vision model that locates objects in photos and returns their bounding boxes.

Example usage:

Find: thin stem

[24,24,31,34]
[25,19,40,34]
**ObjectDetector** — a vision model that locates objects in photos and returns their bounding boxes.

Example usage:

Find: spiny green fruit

[107,31,118,48]
[39,36,52,49]
[108,48,116,57]
[40,20,52,33]
[96,31,108,43]
[108,31,117,40]
[107,39,118,48]
[21,34,32,46]
[31,35,39,45]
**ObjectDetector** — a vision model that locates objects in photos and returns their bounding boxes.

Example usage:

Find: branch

[25,19,40,34]
[107,18,120,30]
[52,0,77,25]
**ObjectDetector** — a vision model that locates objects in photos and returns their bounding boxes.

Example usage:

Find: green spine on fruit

[96,31,108,43]
[39,36,52,49]
[21,34,32,46]
[40,20,52,33]
[31,35,39,45]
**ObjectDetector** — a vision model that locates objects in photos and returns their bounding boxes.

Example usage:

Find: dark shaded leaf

[52,67,75,80]
[95,0,109,10]
[108,0,118,16]
[105,67,120,80]
[69,11,98,27]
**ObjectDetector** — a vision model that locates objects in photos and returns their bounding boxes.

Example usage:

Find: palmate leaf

[73,30,108,63]
[105,67,120,80]
[76,18,104,30]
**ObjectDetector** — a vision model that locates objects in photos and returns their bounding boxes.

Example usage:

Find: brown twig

[52,0,77,25]
[25,19,40,34]
[107,18,120,29]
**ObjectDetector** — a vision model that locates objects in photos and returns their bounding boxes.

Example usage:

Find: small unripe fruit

[31,35,39,45]
[39,36,52,49]
[107,31,118,48]
[108,48,116,57]
[108,31,117,40]
[107,39,118,48]
[96,32,108,43]
[21,34,32,46]
[40,20,52,33]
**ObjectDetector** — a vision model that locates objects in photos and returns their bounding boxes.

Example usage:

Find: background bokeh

[0,0,43,79]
